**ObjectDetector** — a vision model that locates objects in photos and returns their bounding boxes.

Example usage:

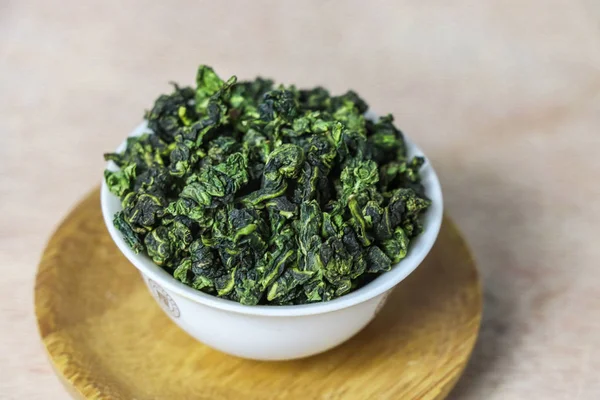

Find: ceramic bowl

[100,120,443,361]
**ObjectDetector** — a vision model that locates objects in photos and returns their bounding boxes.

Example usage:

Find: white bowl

[101,120,443,361]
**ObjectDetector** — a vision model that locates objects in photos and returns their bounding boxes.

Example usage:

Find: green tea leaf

[103,65,432,305]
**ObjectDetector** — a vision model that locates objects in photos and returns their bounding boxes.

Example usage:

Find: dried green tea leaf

[103,64,432,305]
[104,163,136,197]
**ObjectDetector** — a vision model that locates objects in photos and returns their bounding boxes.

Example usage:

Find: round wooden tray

[35,188,481,400]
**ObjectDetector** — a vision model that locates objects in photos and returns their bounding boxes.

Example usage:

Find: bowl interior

[101,118,443,316]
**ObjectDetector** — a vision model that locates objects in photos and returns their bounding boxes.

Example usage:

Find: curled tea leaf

[103,65,432,305]
[104,163,136,197]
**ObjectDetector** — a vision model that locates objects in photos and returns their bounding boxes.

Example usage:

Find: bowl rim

[101,118,444,317]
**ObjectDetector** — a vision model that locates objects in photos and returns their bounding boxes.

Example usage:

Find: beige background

[2,0,600,398]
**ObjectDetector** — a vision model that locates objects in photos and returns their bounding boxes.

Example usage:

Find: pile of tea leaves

[104,65,431,305]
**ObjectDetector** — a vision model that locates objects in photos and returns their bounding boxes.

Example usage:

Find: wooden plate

[35,188,481,400]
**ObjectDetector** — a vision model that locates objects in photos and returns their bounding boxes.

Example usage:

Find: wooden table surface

[2,1,600,399]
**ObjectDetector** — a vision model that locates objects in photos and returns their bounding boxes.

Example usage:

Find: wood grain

[35,188,482,400]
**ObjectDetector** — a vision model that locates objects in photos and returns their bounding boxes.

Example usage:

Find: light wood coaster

[35,188,482,399]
